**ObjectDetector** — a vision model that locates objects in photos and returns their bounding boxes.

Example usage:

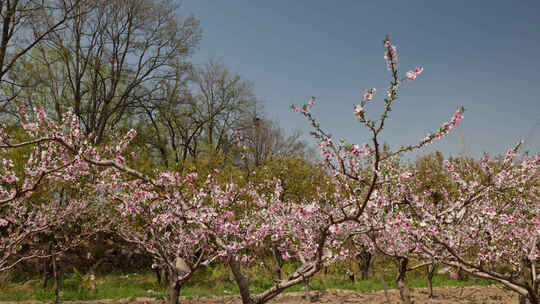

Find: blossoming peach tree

[362,146,539,303]
[394,148,539,303]
[95,167,250,302]
[288,35,467,304]
[0,106,112,273]
[296,36,539,303]
[94,155,359,304]
[0,36,467,304]
[1,36,537,304]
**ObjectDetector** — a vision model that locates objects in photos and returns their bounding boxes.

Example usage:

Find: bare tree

[0,0,92,117]
[190,60,257,154]
[134,62,206,167]
[4,0,201,143]
[237,115,312,167]
[134,60,261,168]
[0,0,83,84]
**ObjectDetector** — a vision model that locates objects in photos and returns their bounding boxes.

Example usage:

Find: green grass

[0,272,167,301]
[0,265,495,301]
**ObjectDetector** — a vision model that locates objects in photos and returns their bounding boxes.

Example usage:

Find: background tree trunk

[52,245,59,304]
[358,249,372,280]
[41,257,51,288]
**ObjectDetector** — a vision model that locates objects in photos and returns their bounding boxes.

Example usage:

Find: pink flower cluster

[383,40,398,70]
[0,107,116,272]
[406,67,423,81]
[2,36,538,303]
[292,37,540,302]
[363,88,376,101]
[353,104,364,120]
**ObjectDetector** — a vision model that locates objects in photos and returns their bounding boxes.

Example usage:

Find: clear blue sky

[182,0,540,158]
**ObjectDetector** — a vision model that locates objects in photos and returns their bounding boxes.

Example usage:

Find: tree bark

[304,279,310,303]
[358,249,372,280]
[168,279,181,304]
[229,258,254,304]
[426,263,435,298]
[41,240,55,289]
[527,293,539,304]
[396,257,413,304]
[379,268,391,304]
[52,247,59,304]
[41,257,51,288]
[525,286,539,304]
[155,268,162,285]
[521,293,540,304]
[272,245,284,280]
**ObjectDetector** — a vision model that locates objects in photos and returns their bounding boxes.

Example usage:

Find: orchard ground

[0,268,519,303]
[0,286,520,304]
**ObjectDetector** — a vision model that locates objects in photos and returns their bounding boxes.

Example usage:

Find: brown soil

[179,286,518,304]
[0,286,520,304]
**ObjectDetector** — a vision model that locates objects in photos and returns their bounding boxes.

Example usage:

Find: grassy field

[0,263,494,302]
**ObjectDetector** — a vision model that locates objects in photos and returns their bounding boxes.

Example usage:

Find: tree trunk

[304,279,310,303]
[272,245,284,280]
[155,268,162,285]
[275,267,282,281]
[52,248,59,304]
[346,269,355,282]
[396,257,413,304]
[358,249,372,280]
[41,240,54,289]
[426,263,435,298]
[526,290,539,304]
[88,258,105,295]
[520,259,539,304]
[379,268,391,304]
[168,279,181,304]
[164,268,170,284]
[41,257,51,288]
[229,258,254,304]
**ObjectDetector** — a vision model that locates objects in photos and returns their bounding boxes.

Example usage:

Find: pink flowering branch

[292,36,463,223]
[387,148,540,302]
[0,106,133,273]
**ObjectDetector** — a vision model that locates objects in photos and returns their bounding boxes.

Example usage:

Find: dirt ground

[177,286,519,304]
[0,286,521,304]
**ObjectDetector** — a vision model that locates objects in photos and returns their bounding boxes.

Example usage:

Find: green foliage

[0,272,167,301]
[0,267,494,301]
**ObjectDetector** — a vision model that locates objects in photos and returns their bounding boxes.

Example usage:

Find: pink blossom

[354,104,364,120]
[127,128,137,139]
[364,88,376,101]
[406,71,417,81]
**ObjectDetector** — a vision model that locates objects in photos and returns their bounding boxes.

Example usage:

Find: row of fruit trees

[1,37,538,304]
